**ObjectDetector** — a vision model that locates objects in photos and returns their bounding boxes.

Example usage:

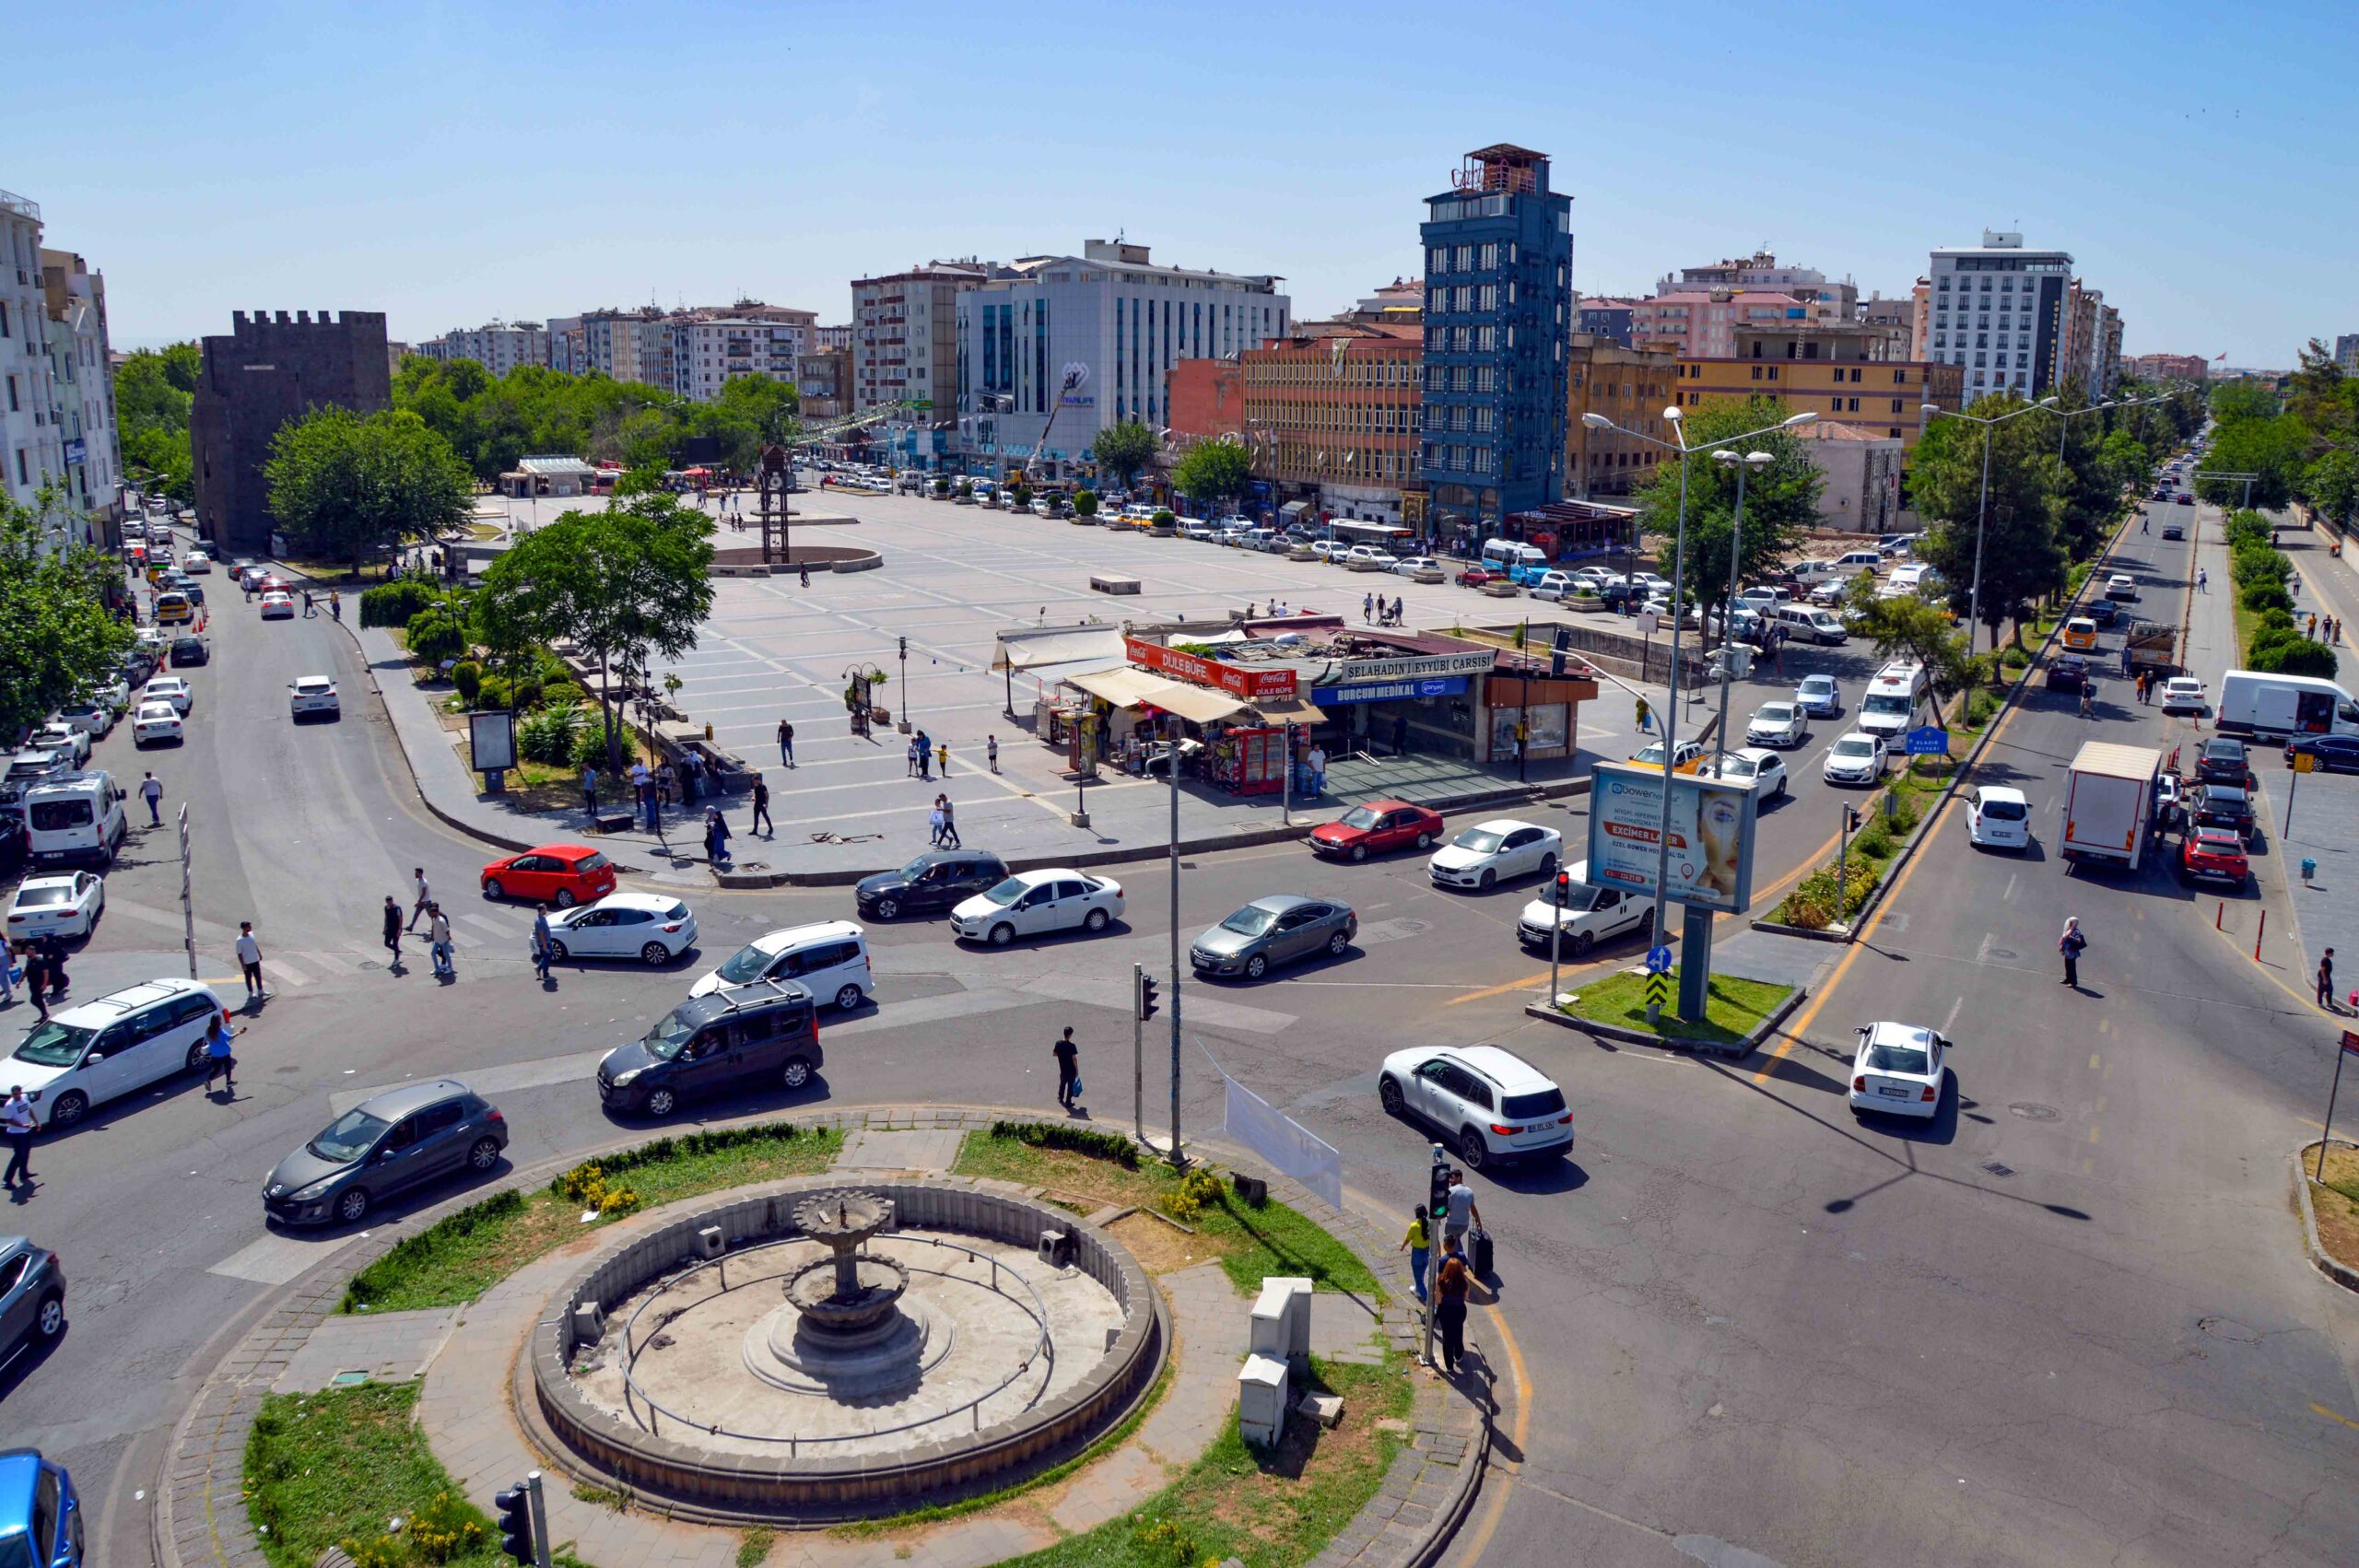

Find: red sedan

[481,843,617,907]
[2177,827,2250,889]
[1309,800,1445,862]
[1456,566,1498,587]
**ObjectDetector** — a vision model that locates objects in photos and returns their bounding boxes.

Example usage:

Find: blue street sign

[1904,725,1952,757]
[1646,944,1675,975]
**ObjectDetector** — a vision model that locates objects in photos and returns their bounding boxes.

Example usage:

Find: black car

[2085,600,2119,626]
[595,979,821,1118]
[2162,523,2184,541]
[2285,734,2359,773]
[169,637,207,668]
[2189,783,2256,842]
[263,1080,507,1227]
[2048,654,2090,693]
[854,850,1008,920]
[2196,737,2253,789]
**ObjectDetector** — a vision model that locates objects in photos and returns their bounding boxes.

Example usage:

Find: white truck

[2214,671,2359,741]
[2060,742,2159,871]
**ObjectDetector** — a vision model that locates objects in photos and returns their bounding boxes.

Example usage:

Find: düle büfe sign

[1124,637,1297,701]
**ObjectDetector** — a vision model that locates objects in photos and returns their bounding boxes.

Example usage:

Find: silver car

[1189,895,1356,980]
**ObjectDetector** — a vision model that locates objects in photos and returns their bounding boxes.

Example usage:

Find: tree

[0,487,135,740]
[1094,421,1157,489]
[264,406,475,573]
[1842,580,1973,699]
[1072,488,1098,518]
[2303,450,2359,527]
[2209,381,2281,424]
[2199,414,2310,510]
[2048,392,2126,561]
[1906,392,2068,651]
[1629,397,1823,638]
[2098,429,2155,500]
[114,345,201,505]
[1170,437,1253,515]
[472,492,716,773]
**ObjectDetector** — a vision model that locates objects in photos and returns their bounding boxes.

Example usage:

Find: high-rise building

[581,308,672,388]
[2058,282,2123,398]
[1564,334,1677,499]
[852,261,999,415]
[1924,231,2074,401]
[0,189,66,521]
[796,347,851,418]
[670,311,812,402]
[191,310,392,555]
[40,249,120,531]
[1656,252,1858,318]
[1415,144,1575,534]
[2333,334,2358,373]
[416,320,549,375]
[1672,321,1962,451]
[545,315,587,375]
[955,240,1288,481]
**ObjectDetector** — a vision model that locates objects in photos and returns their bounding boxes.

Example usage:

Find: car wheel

[34,1293,64,1340]
[1459,1128,1489,1170]
[1479,868,1496,892]
[640,942,670,966]
[335,1188,370,1224]
[48,1092,87,1130]
[1538,852,1557,880]
[467,1137,501,1172]
[1379,1077,1405,1117]
[1244,954,1269,980]
[553,889,576,908]
[1327,930,1350,956]
[1573,929,1596,956]
[185,1039,210,1072]
[875,897,899,920]
[989,922,1015,947]
[833,982,865,1011]
[1084,907,1111,933]
[645,1087,678,1117]
[781,1056,814,1091]
[483,877,504,900]
[1415,831,1435,850]
[546,939,570,962]
[1638,907,1655,938]
[1776,778,1790,800]
[1350,843,1367,863]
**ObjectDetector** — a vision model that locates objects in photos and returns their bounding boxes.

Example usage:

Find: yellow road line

[1450,1269,1535,1565]
[2311,1402,2359,1433]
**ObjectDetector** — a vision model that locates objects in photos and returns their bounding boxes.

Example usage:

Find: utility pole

[178,803,195,979]
[1168,714,1185,1167]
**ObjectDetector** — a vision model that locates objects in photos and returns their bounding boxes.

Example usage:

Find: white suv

[1378,1044,1572,1169]
[6,979,233,1129]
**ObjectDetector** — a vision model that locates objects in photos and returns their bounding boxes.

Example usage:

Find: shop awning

[1064,666,1178,709]
[1250,696,1323,727]
[992,626,1130,673]
[1145,680,1249,725]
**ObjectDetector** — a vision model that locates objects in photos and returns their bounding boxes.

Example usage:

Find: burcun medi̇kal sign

[1582,761,1761,915]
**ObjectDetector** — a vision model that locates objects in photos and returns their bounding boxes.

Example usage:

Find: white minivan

[1481,539,1550,573]
[6,979,234,1129]
[1775,603,1849,645]
[22,770,128,866]
[688,919,873,1011]
[1831,550,1884,577]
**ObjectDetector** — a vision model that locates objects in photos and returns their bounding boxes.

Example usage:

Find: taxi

[2060,616,2099,653]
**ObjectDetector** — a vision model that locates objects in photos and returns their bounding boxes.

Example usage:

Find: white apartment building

[852,261,999,414]
[670,311,812,402]
[1,189,66,520]
[1656,252,1858,318]
[1924,231,2074,402]
[582,309,672,389]
[417,320,549,375]
[41,249,120,529]
[955,240,1288,481]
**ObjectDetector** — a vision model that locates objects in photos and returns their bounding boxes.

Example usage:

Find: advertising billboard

[1583,760,1760,915]
[469,709,518,773]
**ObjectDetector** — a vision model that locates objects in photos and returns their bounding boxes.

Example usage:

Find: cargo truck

[2214,671,2359,740]
[2060,742,2160,871]
[2121,619,2179,674]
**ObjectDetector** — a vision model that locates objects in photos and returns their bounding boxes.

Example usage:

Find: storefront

[1476,668,1598,765]
[1306,649,1498,761]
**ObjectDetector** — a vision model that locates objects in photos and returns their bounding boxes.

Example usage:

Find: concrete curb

[1521,982,1807,1060]
[2292,1141,2359,1294]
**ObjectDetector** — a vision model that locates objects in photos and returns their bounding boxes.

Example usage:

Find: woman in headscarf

[2059,916,2086,989]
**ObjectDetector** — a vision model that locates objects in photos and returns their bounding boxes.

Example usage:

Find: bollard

[2216,900,2224,930]
[2254,908,2267,962]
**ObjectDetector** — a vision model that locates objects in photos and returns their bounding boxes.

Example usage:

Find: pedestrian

[1364,591,1375,625]
[381,895,404,966]
[639,773,659,835]
[678,752,699,805]
[2142,513,2149,534]
[750,776,773,837]
[2060,916,2087,989]
[937,740,950,778]
[928,800,946,847]
[778,719,795,767]
[2197,568,2208,592]
[533,905,555,982]
[939,795,960,848]
[300,588,314,617]
[1052,1026,1081,1109]
[1391,594,1404,624]
[2309,613,2319,639]
[2,1087,35,1190]
[656,760,676,807]
[140,770,163,826]
[705,806,733,868]
[907,737,921,778]
[428,905,455,979]
[408,867,431,930]
[1401,1205,1431,1302]
[2319,948,2337,1012]
[1307,743,1328,798]
[1636,696,1652,735]
[0,941,17,1010]
[235,921,265,1000]
[1434,1235,1472,1374]
[987,734,1000,773]
[1393,713,1410,755]
[1441,1167,1482,1253]
[581,765,599,825]
[799,564,811,589]
[19,944,48,1022]
[330,590,341,622]
[204,1014,238,1096]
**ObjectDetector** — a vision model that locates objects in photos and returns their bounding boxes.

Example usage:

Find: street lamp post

[1921,395,2058,651]
[1709,449,1773,776]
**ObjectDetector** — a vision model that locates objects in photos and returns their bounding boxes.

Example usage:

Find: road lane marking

[1941,996,1963,1035]
[2089,1052,2101,1071]
[208,1231,362,1286]
[334,1047,612,1114]
[2310,1402,2359,1433]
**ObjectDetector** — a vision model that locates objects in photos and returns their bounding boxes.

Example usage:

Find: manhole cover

[2198,1316,2262,1343]
[2009,1103,2060,1121]
[1980,1161,2016,1178]
[1988,946,2024,963]
[1356,919,1431,946]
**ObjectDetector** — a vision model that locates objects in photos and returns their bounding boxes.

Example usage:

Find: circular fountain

[742,1192,952,1395]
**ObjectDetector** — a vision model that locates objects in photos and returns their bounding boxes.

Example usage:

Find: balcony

[0,189,37,222]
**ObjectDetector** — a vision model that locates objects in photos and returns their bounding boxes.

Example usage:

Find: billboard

[1583,760,1760,915]
[469,709,517,773]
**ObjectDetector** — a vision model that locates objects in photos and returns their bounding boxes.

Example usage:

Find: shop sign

[1333,649,1497,683]
[1124,637,1297,701]
[1312,675,1467,707]
[1584,760,1760,915]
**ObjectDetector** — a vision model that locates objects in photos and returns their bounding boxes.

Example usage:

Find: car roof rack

[710,977,811,1013]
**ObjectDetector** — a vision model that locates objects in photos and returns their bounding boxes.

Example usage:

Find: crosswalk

[241,907,542,993]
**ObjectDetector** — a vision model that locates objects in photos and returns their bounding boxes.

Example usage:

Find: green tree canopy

[1170,437,1253,512]
[1907,393,2067,649]
[1630,397,1823,633]
[1843,578,1973,697]
[2046,392,2130,560]
[2303,450,2358,527]
[2209,381,2281,424]
[0,486,135,738]
[2098,428,2155,499]
[264,405,476,572]
[1093,421,1158,487]
[114,344,201,505]
[2198,413,2311,510]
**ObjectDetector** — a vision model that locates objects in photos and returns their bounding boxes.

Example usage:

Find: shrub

[2000,645,2031,670]
[1073,488,1099,518]
[2239,579,2294,615]
[1152,509,1176,528]
[537,678,582,710]
[1014,483,1033,508]
[474,673,511,711]
[508,676,543,709]
[449,661,482,706]
[2250,638,2340,679]
[406,1491,490,1564]
[932,475,950,495]
[2256,607,2297,635]
[359,579,440,628]
[1166,1167,1226,1222]
[572,712,621,769]
[546,1120,807,1192]
[516,704,582,765]
[405,605,467,665]
[956,479,972,497]
[1852,818,1894,860]
[988,1118,1141,1168]
[1778,851,1881,930]
[550,1162,640,1216]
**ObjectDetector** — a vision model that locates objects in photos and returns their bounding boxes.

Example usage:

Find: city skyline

[24,0,2356,366]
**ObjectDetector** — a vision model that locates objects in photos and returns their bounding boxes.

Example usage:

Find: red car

[1309,800,1445,862]
[1456,566,1498,587]
[481,843,617,906]
[2177,827,2249,889]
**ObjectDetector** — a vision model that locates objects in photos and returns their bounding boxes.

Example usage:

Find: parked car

[1427,819,1561,891]
[2286,733,2359,772]
[479,843,616,907]
[26,726,88,769]
[2189,783,2256,843]
[5,978,234,1129]
[262,1081,508,1226]
[140,676,192,714]
[131,702,183,746]
[1454,566,1500,588]
[0,1239,67,1356]
[1528,570,1579,601]
[2159,676,2208,715]
[853,850,1008,920]
[1377,1044,1572,1169]
[1966,786,2031,850]
[49,701,114,739]
[1190,895,1356,979]
[288,676,340,720]
[544,893,698,965]
[2178,826,2251,888]
[1696,747,1788,800]
[1793,673,1842,719]
[2195,736,2253,789]
[1516,860,1654,955]
[1391,556,1442,578]
[595,979,823,1117]
[1847,1021,1949,1120]
[689,920,871,1010]
[1745,702,1807,748]
[948,869,1124,945]
[1823,731,1887,785]
[6,873,104,942]
[1309,800,1444,861]
[0,1447,82,1568]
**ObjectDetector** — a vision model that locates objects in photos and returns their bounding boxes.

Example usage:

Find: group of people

[1400,1163,1487,1375]
[391,874,460,979]
[928,794,962,848]
[616,752,719,834]
[907,730,948,781]
[1362,592,1406,626]
[0,934,74,1019]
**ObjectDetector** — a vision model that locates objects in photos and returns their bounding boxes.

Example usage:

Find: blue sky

[26,0,2355,366]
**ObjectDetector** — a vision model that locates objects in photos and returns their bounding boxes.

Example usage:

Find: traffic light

[1844,806,1862,833]
[495,1478,535,1566]
[898,635,908,660]
[1554,871,1572,907]
[1137,973,1160,1024]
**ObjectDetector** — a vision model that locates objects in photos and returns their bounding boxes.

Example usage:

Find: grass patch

[2307,1143,2359,1274]
[246,1382,503,1568]
[998,1357,1413,1568]
[2232,591,2260,665]
[954,1129,1380,1299]
[736,1527,774,1568]
[278,556,401,585]
[1556,967,1794,1049]
[340,1120,842,1313]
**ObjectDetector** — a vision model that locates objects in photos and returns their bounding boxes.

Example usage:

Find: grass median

[1771,784,1926,930]
[2306,1142,2359,1273]
[1555,967,1792,1049]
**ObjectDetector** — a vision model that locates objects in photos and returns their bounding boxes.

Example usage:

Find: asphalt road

[10,503,2357,1568]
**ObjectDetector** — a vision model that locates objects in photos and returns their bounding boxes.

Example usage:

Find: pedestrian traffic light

[1137,973,1159,1024]
[494,1479,535,1566]
[1554,871,1572,907]
[1844,806,1862,833]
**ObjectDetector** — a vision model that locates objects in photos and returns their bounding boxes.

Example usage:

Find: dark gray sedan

[262,1080,507,1227]
[1189,895,1356,980]
[0,1237,65,1354]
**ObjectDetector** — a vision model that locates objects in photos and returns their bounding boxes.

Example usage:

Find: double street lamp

[1919,395,2058,646]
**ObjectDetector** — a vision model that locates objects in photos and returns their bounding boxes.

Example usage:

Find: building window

[1766,367,1778,381]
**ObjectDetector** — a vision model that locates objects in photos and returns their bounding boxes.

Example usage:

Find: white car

[1391,556,1442,577]
[183,551,210,573]
[1809,579,1848,606]
[1793,673,1842,718]
[544,893,698,966]
[6,872,105,940]
[689,919,872,1010]
[1627,571,1672,595]
[1516,860,1654,956]
[2158,676,2207,714]
[288,676,341,720]
[1344,545,1397,568]
[1529,570,1579,601]
[1966,785,2031,850]
[1847,1021,1950,1120]
[258,591,295,620]
[949,869,1124,946]
[1428,818,1562,891]
[1571,567,1625,590]
[1378,1043,1572,1169]
[132,702,184,745]
[141,676,192,714]
[29,724,90,767]
[1307,541,1348,562]
[51,700,115,738]
[2104,574,2138,602]
[1823,731,1886,785]
[1746,702,1806,748]
[1698,746,1789,801]
[91,676,130,713]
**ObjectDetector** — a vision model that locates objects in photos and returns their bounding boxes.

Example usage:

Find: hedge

[358,579,441,628]
[988,1118,1141,1168]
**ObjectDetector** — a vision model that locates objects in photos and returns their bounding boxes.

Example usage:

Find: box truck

[2214,671,2359,740]
[2060,742,2160,871]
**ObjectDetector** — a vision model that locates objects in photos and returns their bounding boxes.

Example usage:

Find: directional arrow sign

[1646,944,1675,976]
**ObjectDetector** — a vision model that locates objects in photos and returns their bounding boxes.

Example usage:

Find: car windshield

[1453,829,1506,853]
[1718,757,1757,778]
[716,942,774,983]
[1755,706,1792,723]
[980,876,1028,906]
[1978,797,2028,821]
[308,1108,391,1163]
[1502,1088,1566,1119]
[1866,1041,1932,1074]
[1833,738,1873,758]
[2204,742,2240,760]
[641,1006,700,1059]
[11,1020,93,1068]
[1802,678,1834,695]
[1633,746,1665,764]
[1338,805,1382,830]
[1863,694,1910,716]
[13,885,68,907]
[1220,906,1279,936]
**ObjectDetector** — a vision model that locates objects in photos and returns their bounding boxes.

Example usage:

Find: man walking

[939,795,961,849]
[381,895,405,967]
[2319,948,2337,1012]
[18,945,48,1022]
[778,719,795,767]
[750,776,773,837]
[428,905,455,980]
[140,770,164,826]
[1052,1026,1081,1110]
[234,921,265,1001]
[2060,916,2087,989]
[407,868,432,931]
[1307,742,1328,799]
[2,1087,36,1190]
[532,905,555,982]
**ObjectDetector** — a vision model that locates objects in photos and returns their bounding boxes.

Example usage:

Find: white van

[6,978,234,1129]
[1790,560,1839,585]
[22,770,127,866]
[1831,550,1884,578]
[1481,539,1550,572]
[1859,661,1930,739]
[1775,603,1849,645]
[688,919,873,1012]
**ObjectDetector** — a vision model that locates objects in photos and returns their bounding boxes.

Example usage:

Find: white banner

[1223,1076,1343,1211]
